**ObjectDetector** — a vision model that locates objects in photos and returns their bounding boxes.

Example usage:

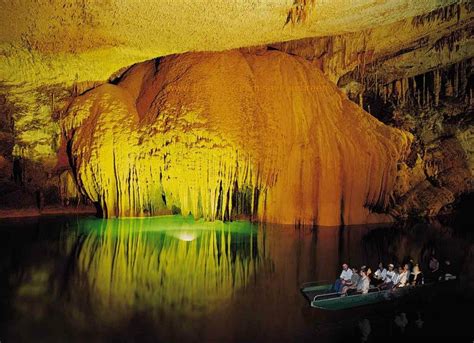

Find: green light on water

[77,214,257,236]
[63,215,261,319]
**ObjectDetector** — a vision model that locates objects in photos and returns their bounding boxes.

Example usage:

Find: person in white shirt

[394,265,408,288]
[373,262,387,284]
[381,264,396,289]
[334,263,353,293]
[356,269,370,294]
[341,266,360,294]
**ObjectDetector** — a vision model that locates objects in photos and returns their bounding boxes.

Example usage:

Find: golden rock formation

[63,50,412,226]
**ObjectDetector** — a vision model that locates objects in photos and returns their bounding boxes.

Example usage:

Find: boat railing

[368,286,381,293]
[313,287,383,302]
[313,292,341,302]
[300,280,331,288]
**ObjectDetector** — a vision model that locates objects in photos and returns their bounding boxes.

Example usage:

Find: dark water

[0,214,473,342]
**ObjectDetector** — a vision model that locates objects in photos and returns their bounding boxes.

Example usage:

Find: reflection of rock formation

[63,50,412,226]
[66,216,262,318]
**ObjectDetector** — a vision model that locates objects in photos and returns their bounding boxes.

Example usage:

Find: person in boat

[380,263,396,289]
[409,264,423,285]
[393,265,408,288]
[428,255,440,281]
[341,266,360,295]
[390,266,400,287]
[373,262,387,285]
[403,258,414,273]
[334,263,353,293]
[345,267,370,296]
[356,268,370,294]
[366,267,372,279]
[441,260,456,280]
[360,265,373,281]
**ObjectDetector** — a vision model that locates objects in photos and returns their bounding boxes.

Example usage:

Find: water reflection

[65,216,262,318]
[0,216,472,341]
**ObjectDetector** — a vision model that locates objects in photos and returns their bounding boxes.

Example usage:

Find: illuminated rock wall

[63,50,412,226]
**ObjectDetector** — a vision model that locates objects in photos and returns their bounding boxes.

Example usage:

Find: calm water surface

[0,215,472,342]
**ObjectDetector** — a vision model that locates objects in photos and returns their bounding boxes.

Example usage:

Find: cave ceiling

[1,0,471,89]
[0,0,472,162]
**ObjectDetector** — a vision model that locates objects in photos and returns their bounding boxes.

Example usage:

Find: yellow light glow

[62,50,412,226]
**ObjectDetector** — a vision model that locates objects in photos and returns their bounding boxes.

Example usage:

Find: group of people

[333,264,372,295]
[333,256,455,296]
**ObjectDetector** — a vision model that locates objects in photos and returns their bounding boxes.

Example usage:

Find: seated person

[410,264,423,285]
[334,263,353,293]
[346,268,370,295]
[380,263,396,289]
[341,267,360,294]
[427,255,440,281]
[373,262,387,285]
[442,260,456,280]
[356,268,371,294]
[394,265,408,288]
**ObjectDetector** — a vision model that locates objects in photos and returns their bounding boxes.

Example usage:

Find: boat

[300,278,457,311]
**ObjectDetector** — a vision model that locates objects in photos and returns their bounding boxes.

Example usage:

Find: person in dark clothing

[13,157,23,185]
[427,255,440,281]
[409,264,423,285]
[441,260,456,280]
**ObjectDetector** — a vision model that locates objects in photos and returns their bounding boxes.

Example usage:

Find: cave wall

[62,50,412,226]
[1,1,472,222]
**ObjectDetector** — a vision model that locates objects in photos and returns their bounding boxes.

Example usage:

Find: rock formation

[62,50,412,226]
[0,1,472,224]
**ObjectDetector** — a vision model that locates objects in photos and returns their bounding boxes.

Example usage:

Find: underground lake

[0,214,472,342]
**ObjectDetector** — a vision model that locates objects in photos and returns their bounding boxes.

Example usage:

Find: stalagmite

[62,50,412,226]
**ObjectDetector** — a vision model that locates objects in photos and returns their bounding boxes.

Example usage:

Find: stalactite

[395,80,402,105]
[459,60,467,98]
[423,74,427,108]
[375,72,378,98]
[454,63,459,97]
[62,50,412,226]
[412,3,460,27]
[434,69,441,107]
[445,78,453,97]
[402,78,409,105]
